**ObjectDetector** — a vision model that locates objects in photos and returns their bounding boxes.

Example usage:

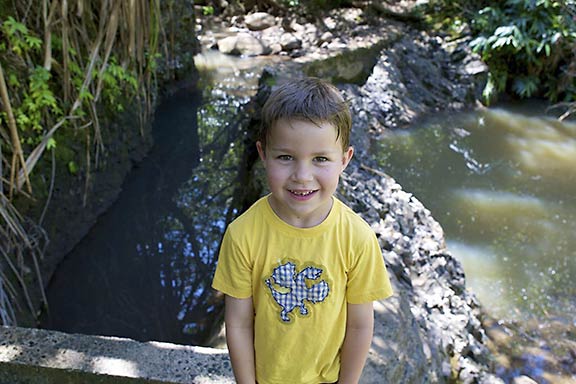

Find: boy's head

[259,77,352,152]
[256,78,354,228]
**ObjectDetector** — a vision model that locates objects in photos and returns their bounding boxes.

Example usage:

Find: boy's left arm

[338,302,374,384]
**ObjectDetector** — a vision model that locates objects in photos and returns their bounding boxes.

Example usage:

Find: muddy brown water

[370,102,576,382]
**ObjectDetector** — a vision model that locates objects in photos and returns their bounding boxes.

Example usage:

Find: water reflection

[41,61,257,345]
[370,104,576,324]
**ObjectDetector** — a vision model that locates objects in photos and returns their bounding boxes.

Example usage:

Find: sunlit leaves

[469,1,576,102]
[1,17,41,55]
[15,67,63,144]
[427,0,576,103]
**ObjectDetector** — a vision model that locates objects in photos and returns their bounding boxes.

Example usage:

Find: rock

[338,163,504,384]
[279,33,302,51]
[511,376,539,384]
[244,12,275,31]
[217,33,270,56]
[319,31,334,45]
[336,29,487,135]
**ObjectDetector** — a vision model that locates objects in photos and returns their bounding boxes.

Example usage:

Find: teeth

[291,190,314,196]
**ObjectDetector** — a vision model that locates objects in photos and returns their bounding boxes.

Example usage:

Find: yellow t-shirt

[212,195,393,384]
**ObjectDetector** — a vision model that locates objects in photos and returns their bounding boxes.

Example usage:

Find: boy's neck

[267,195,335,228]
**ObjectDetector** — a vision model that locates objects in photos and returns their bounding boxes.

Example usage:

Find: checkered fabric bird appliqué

[265,261,330,322]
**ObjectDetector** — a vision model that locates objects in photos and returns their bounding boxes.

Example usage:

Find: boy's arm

[225,295,256,384]
[338,302,375,384]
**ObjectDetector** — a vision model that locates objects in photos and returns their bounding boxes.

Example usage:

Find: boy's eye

[314,156,329,162]
[277,155,292,161]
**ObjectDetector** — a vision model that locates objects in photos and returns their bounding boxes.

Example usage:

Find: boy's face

[256,118,354,228]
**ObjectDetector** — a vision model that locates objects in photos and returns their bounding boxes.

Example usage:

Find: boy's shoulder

[227,195,269,231]
[334,198,373,229]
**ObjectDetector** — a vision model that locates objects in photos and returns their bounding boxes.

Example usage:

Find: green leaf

[79,89,94,101]
[47,137,57,150]
[67,161,78,175]
[8,74,20,87]
[512,76,539,98]
[25,35,42,50]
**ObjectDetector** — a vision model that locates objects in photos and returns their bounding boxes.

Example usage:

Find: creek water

[371,103,576,324]
[370,103,576,380]
[39,52,269,345]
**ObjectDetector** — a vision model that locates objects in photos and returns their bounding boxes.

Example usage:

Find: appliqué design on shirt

[265,261,330,323]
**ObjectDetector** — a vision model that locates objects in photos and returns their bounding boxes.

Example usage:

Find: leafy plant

[425,0,576,104]
[17,67,63,141]
[98,58,139,112]
[0,0,162,326]
[0,16,42,55]
[469,0,576,103]
[202,5,215,15]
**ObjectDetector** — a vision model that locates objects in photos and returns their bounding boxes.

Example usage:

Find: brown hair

[260,77,352,151]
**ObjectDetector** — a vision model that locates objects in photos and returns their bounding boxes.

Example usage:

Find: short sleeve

[346,230,393,304]
[212,228,253,298]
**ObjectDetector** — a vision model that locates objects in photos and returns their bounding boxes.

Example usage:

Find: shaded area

[39,73,259,345]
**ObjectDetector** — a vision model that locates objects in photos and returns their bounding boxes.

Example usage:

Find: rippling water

[369,102,576,380]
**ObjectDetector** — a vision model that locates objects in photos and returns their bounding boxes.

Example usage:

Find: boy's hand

[338,302,374,384]
[225,295,256,384]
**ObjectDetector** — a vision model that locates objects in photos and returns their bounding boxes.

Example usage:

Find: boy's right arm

[225,295,256,384]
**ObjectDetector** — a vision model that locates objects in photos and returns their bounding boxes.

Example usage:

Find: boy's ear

[256,141,266,162]
[341,146,354,171]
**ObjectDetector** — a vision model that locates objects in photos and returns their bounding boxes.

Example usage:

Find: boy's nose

[292,162,313,182]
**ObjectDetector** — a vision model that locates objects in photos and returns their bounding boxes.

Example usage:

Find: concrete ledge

[0,326,234,384]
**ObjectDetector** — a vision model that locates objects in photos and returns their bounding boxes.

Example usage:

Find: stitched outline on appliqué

[265,261,330,323]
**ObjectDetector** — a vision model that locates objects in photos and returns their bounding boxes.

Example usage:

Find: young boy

[212,77,393,384]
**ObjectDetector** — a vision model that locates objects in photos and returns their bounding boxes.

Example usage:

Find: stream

[39,52,269,345]
[370,103,576,381]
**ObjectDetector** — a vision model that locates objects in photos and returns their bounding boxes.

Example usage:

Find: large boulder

[244,12,276,31]
[217,33,271,56]
[352,30,487,134]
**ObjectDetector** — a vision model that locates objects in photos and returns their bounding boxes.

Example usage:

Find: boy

[212,77,393,384]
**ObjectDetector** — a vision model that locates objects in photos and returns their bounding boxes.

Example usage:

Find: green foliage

[18,67,63,134]
[99,58,139,112]
[202,5,215,15]
[67,160,78,175]
[1,16,42,55]
[469,0,576,103]
[0,17,140,145]
[425,0,576,104]
[1,18,61,146]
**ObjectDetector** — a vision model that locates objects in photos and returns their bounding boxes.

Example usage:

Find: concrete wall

[0,326,234,384]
